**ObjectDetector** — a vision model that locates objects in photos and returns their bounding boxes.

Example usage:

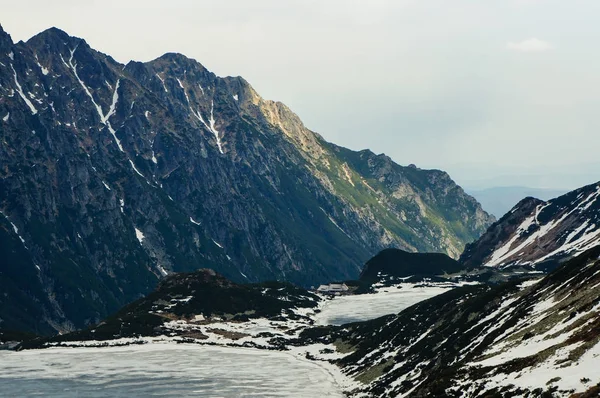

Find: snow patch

[208,102,225,154]
[66,47,123,152]
[212,239,223,249]
[0,211,26,247]
[34,55,49,75]
[190,103,224,154]
[156,73,168,92]
[135,228,145,244]
[129,160,149,183]
[11,64,38,115]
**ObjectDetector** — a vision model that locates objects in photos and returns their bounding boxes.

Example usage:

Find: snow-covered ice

[0,343,345,397]
[314,283,453,326]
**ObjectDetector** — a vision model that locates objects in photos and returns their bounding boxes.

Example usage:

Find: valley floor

[0,283,458,397]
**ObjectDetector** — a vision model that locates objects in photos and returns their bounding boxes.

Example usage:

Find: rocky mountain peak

[461,182,600,270]
[26,27,88,56]
[0,24,12,52]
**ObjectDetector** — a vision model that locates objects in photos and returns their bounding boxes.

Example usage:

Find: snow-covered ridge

[466,182,600,270]
[327,247,600,397]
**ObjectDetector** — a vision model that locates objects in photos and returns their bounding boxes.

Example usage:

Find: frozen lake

[0,284,457,397]
[315,284,452,325]
[0,344,344,397]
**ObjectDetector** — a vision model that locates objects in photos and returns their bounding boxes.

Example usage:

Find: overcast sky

[3,0,600,190]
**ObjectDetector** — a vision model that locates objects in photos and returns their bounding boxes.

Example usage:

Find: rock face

[460,182,600,271]
[0,26,492,334]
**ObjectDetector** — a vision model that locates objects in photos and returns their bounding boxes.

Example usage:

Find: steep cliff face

[0,26,492,333]
[460,182,600,271]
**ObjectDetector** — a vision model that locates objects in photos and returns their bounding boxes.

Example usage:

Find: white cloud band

[507,38,553,52]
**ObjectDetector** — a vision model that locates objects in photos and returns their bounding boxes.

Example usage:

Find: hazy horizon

[3,0,599,190]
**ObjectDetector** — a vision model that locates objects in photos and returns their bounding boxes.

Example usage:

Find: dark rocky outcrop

[359,248,463,282]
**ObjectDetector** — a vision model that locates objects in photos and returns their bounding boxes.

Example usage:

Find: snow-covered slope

[324,246,600,397]
[461,182,600,271]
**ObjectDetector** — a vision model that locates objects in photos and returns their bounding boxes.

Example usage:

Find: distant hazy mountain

[467,186,567,218]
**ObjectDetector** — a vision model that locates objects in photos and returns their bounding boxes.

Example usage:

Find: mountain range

[0,25,493,334]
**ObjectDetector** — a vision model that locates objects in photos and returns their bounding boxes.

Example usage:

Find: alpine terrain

[460,182,600,272]
[0,25,493,334]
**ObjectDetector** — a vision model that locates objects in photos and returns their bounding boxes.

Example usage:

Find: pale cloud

[513,0,544,6]
[507,38,553,52]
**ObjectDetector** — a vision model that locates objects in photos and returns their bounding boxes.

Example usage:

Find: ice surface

[314,284,451,325]
[0,343,344,398]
